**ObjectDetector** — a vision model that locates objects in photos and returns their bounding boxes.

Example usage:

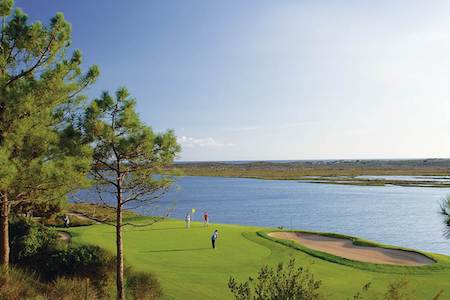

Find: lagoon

[155,176,450,255]
[76,176,450,255]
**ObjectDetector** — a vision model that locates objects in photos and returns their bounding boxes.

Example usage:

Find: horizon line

[175,157,450,163]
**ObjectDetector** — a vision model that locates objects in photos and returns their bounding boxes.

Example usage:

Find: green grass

[67,218,450,300]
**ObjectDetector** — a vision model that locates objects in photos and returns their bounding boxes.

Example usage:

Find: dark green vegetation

[0,266,162,300]
[10,216,116,298]
[228,258,322,300]
[0,0,98,267]
[68,218,450,300]
[175,159,450,187]
[2,216,162,299]
[440,196,450,239]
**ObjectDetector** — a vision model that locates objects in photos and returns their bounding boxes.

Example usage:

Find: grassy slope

[68,218,450,300]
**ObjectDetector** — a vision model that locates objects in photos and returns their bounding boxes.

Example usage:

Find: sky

[15,0,450,161]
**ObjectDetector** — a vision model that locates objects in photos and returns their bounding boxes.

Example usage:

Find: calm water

[76,176,450,255]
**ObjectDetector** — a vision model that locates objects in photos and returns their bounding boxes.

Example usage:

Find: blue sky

[16,1,450,161]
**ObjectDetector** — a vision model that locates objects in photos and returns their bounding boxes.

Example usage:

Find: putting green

[67,217,450,300]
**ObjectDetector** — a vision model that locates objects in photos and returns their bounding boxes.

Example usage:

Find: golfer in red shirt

[203,211,209,226]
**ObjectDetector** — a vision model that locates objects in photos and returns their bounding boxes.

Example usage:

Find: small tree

[0,0,98,267]
[350,280,443,300]
[440,195,450,239]
[228,258,322,300]
[82,88,180,300]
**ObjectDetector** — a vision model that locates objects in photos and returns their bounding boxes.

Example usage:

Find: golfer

[185,212,191,228]
[203,211,209,226]
[211,229,218,249]
[63,215,70,228]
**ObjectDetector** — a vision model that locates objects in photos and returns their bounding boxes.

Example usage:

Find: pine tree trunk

[116,187,125,300]
[0,192,9,268]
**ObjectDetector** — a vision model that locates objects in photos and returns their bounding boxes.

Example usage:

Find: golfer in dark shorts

[211,229,218,249]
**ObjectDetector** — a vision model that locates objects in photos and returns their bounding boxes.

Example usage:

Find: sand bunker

[268,232,435,266]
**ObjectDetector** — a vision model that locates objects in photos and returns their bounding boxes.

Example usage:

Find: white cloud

[178,136,234,148]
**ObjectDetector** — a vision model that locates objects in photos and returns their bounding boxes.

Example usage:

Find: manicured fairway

[67,217,450,300]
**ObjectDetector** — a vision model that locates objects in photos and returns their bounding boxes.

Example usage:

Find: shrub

[228,258,322,300]
[9,216,59,263]
[46,277,100,300]
[9,218,115,298]
[9,218,163,299]
[0,267,44,300]
[127,271,162,300]
[0,267,108,300]
[351,280,443,300]
[44,244,115,298]
[383,281,414,300]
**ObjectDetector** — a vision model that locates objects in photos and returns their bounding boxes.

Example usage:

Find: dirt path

[268,232,435,266]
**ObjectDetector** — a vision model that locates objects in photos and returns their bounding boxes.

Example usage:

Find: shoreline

[170,173,450,188]
[173,159,450,187]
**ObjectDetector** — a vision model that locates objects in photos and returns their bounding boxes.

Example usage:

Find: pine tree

[82,88,180,300]
[0,0,99,267]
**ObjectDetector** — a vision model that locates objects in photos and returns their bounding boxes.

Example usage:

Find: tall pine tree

[82,88,180,300]
[0,0,98,267]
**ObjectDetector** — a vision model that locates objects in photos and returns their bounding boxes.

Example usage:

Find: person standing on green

[63,215,70,228]
[185,212,191,228]
[203,211,209,226]
[211,229,218,249]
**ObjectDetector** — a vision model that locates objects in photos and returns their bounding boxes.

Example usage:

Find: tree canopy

[0,0,99,266]
[83,88,180,213]
[81,87,180,299]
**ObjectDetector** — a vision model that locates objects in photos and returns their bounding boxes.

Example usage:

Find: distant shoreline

[172,159,450,187]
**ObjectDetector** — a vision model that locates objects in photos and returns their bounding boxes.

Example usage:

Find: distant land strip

[171,159,450,187]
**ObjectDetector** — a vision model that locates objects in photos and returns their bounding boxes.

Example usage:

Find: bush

[46,277,100,300]
[352,280,443,300]
[10,217,115,298]
[383,281,414,300]
[9,216,60,263]
[43,244,115,298]
[127,271,162,300]
[228,258,322,300]
[0,267,44,300]
[9,218,163,299]
[0,267,108,300]
[44,244,114,278]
